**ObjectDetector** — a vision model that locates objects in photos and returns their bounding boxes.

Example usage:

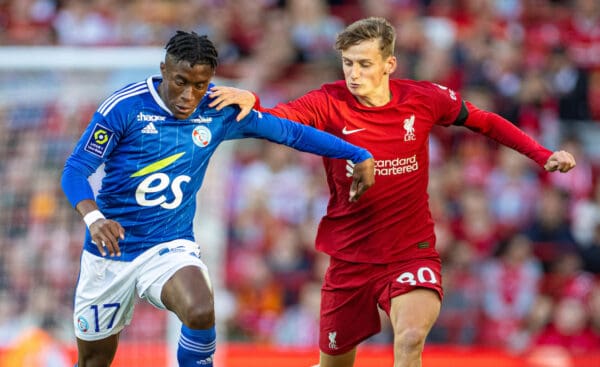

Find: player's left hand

[544,150,576,173]
[209,86,256,121]
[349,158,375,202]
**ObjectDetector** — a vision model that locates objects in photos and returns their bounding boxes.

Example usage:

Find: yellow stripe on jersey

[130,152,185,177]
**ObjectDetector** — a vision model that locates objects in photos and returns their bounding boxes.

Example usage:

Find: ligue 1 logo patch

[192,125,211,147]
[84,123,114,157]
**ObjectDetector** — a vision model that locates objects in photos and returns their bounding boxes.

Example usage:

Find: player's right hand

[209,86,256,121]
[544,150,576,173]
[89,219,125,257]
[349,157,375,202]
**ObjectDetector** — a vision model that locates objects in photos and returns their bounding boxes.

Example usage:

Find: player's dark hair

[165,30,219,69]
[335,17,396,58]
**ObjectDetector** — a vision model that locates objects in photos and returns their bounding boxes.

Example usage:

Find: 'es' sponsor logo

[192,126,212,147]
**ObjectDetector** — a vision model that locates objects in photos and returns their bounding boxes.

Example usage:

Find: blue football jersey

[62,76,371,260]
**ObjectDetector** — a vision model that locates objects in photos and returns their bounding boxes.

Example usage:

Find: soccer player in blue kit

[61,30,375,367]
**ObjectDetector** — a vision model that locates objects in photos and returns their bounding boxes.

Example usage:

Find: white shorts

[73,239,211,341]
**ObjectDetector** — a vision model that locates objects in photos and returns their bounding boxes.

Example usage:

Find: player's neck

[355,88,391,107]
[157,81,167,105]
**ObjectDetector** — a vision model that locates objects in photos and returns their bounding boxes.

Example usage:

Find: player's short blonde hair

[335,17,396,58]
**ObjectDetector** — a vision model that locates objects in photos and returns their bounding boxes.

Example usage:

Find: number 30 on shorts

[395,267,437,286]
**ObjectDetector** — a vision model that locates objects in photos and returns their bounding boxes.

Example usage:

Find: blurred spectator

[524,186,579,267]
[546,136,594,201]
[478,234,542,348]
[429,240,480,345]
[486,146,540,233]
[272,280,321,346]
[533,297,600,355]
[540,252,595,302]
[588,283,600,336]
[227,252,284,342]
[452,187,500,259]
[52,0,118,46]
[286,0,344,63]
[579,223,600,274]
[571,179,600,247]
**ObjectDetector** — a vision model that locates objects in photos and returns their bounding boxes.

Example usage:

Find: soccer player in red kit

[210,17,576,367]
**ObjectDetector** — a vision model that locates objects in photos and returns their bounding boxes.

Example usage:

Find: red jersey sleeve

[420,81,464,127]
[463,101,552,167]
[263,89,330,129]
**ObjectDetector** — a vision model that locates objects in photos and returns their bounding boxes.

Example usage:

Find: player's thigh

[137,239,213,316]
[161,265,214,317]
[73,251,137,342]
[386,256,443,337]
[389,288,441,337]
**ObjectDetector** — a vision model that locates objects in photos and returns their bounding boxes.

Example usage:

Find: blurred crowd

[1,0,600,359]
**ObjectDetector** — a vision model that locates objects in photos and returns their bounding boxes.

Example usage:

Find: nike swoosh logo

[342,127,366,135]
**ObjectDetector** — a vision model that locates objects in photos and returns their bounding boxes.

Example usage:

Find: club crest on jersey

[77,316,89,332]
[403,115,416,141]
[84,123,114,157]
[192,125,212,147]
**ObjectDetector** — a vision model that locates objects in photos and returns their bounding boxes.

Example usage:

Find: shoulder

[96,79,151,118]
[390,79,440,94]
[317,80,352,101]
[320,80,346,94]
[391,79,459,102]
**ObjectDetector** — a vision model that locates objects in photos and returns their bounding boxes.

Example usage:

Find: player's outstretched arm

[544,150,576,173]
[209,86,257,121]
[349,158,375,202]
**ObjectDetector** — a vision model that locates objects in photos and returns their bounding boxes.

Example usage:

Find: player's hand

[89,219,125,257]
[349,158,375,202]
[544,150,576,173]
[209,86,256,121]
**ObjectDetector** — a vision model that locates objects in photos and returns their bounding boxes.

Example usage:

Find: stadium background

[1,0,600,366]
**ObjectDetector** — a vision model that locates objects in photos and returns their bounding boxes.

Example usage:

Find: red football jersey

[263,79,550,263]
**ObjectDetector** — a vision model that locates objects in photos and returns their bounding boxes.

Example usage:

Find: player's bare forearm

[544,150,576,173]
[349,158,375,202]
[76,199,124,257]
[209,86,256,121]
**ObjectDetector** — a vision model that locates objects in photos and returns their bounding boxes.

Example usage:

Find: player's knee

[394,327,428,352]
[181,304,215,329]
[77,354,113,367]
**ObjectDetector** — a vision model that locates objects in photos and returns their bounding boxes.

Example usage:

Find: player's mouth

[174,104,193,115]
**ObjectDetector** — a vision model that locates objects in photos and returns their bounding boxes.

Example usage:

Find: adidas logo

[141,122,158,134]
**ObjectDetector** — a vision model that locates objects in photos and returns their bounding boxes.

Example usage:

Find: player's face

[341,39,396,106]
[159,57,214,119]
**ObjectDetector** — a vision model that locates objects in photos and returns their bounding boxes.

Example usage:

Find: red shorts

[319,255,443,355]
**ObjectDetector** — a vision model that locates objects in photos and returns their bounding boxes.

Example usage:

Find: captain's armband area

[453,101,469,126]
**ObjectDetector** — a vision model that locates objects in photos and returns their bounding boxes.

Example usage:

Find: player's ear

[160,62,166,77]
[385,56,397,75]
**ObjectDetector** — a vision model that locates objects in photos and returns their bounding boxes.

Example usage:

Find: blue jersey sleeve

[225,108,372,163]
[61,111,124,208]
